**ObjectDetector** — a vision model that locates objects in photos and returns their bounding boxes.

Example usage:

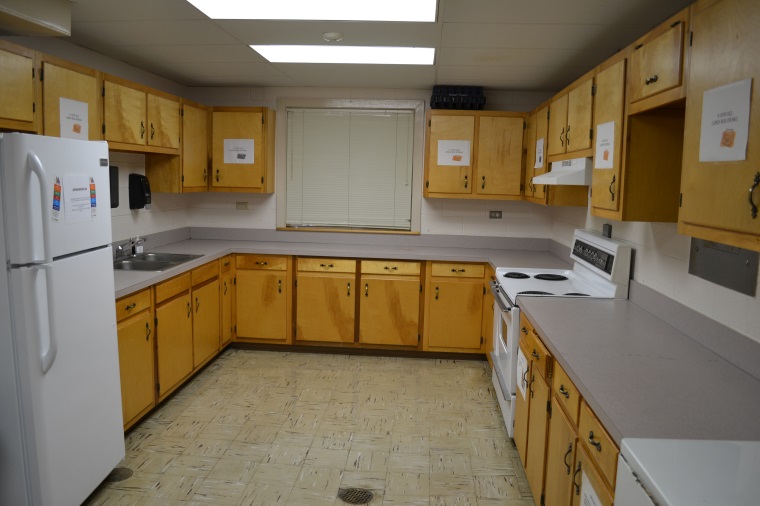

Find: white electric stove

[489,229,633,437]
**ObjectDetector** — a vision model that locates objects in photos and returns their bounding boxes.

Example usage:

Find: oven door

[491,282,519,395]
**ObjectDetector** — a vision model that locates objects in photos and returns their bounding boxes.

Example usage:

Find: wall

[551,206,760,343]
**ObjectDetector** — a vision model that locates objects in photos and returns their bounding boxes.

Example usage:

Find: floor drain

[338,487,374,504]
[104,467,133,483]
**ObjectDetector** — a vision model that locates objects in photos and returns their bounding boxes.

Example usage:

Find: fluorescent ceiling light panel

[251,45,435,65]
[187,0,437,22]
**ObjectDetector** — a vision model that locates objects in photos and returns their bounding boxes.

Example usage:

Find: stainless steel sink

[113,253,203,271]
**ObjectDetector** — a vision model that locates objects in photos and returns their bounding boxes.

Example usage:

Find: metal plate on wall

[689,239,758,296]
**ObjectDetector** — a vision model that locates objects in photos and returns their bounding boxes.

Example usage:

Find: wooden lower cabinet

[296,272,356,343]
[359,260,421,347]
[155,289,193,398]
[115,289,154,430]
[192,278,220,367]
[544,398,578,506]
[572,445,614,506]
[514,338,531,464]
[525,352,552,502]
[220,261,233,347]
[236,255,291,342]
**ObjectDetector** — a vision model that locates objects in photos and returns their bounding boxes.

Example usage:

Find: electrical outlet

[236,201,249,210]
[489,210,502,219]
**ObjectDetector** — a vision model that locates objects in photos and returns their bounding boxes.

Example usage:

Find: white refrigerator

[0,133,125,506]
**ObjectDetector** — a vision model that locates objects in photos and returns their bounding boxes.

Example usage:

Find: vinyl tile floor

[85,349,535,506]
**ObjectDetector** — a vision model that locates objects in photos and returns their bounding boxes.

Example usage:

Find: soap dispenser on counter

[128,174,151,210]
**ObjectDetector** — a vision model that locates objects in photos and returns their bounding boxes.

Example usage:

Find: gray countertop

[114,238,570,298]
[518,297,760,445]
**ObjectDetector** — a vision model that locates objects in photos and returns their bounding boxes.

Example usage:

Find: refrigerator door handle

[27,152,53,264]
[28,152,58,372]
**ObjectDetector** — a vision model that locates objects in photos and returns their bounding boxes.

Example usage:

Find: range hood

[532,157,592,186]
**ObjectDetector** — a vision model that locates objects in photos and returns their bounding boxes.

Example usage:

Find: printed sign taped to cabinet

[699,78,752,162]
[437,140,470,166]
[594,121,615,169]
[580,471,603,506]
[534,138,545,169]
[224,139,255,164]
[60,98,88,140]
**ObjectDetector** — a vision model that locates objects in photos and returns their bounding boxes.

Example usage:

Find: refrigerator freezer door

[1,133,111,264]
[9,246,124,506]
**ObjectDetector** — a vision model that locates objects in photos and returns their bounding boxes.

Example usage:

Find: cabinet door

[193,280,220,367]
[629,20,684,103]
[359,276,419,346]
[571,446,614,506]
[147,93,180,149]
[514,341,531,464]
[476,116,524,196]
[524,111,538,199]
[182,103,209,190]
[0,45,35,127]
[544,399,578,506]
[220,271,233,346]
[156,294,193,397]
[117,311,155,428]
[212,110,264,190]
[679,0,760,251]
[104,81,147,145]
[547,94,569,156]
[296,273,355,343]
[427,279,483,350]
[566,77,594,153]
[426,114,475,194]
[591,60,626,212]
[533,106,549,200]
[237,270,288,341]
[525,368,551,502]
[41,62,100,140]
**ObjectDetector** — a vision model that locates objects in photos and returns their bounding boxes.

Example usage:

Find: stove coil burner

[564,292,590,296]
[534,273,568,281]
[503,272,530,279]
[518,290,554,295]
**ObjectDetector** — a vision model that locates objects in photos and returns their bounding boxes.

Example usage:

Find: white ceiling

[64,0,693,91]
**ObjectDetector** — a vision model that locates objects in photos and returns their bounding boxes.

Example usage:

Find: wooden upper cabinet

[0,42,37,131]
[524,106,550,203]
[104,79,146,145]
[476,115,524,197]
[679,0,760,251]
[425,113,475,194]
[629,8,689,111]
[40,58,101,140]
[547,76,594,159]
[211,107,275,193]
[591,58,626,214]
[181,102,210,191]
[147,93,180,149]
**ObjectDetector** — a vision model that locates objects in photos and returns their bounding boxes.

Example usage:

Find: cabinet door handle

[216,169,220,182]
[347,282,351,297]
[529,374,535,398]
[319,263,334,268]
[521,326,528,335]
[749,172,760,219]
[481,175,486,189]
[383,265,398,271]
[645,74,659,85]
[125,302,136,311]
[223,261,230,267]
[140,121,145,139]
[588,431,602,451]
[203,168,208,181]
[573,462,582,495]
[255,261,269,266]
[365,283,369,297]
[435,286,439,300]
[150,122,155,140]
[278,279,282,294]
[145,322,151,341]
[566,124,571,146]
[609,174,616,202]
[464,175,468,189]
[563,443,573,475]
[195,297,200,313]
[187,302,191,318]
[560,126,565,147]
[451,268,466,273]
[532,350,540,360]
[559,385,570,398]
[224,281,228,295]
[522,369,529,389]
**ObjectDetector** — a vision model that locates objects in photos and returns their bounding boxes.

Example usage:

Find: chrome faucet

[115,236,147,259]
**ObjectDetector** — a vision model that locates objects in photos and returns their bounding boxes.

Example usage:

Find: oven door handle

[490,282,512,312]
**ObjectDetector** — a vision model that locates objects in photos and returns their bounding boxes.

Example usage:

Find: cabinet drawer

[431,262,484,278]
[362,260,420,276]
[297,257,356,273]
[155,272,191,304]
[629,12,686,103]
[220,255,233,273]
[578,400,619,490]
[192,261,219,286]
[115,289,150,322]
[553,361,581,426]
[237,254,288,271]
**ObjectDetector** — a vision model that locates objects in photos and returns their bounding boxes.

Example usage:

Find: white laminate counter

[114,238,571,298]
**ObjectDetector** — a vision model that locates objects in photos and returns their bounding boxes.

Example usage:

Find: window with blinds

[285,108,414,230]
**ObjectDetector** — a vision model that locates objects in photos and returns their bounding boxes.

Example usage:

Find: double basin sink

[113,252,203,272]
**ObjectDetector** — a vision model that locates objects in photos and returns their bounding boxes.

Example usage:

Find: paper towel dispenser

[128,174,151,210]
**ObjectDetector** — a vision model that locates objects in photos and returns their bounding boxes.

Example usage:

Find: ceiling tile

[69,20,239,46]
[272,63,437,88]
[70,0,205,21]
[438,47,613,70]
[143,60,300,87]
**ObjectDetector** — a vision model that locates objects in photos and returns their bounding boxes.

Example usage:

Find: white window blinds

[286,108,414,230]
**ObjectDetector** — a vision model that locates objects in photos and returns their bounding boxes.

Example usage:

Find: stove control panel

[573,240,614,274]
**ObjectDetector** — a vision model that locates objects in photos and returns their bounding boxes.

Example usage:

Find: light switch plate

[236,201,249,210]
[489,210,502,219]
